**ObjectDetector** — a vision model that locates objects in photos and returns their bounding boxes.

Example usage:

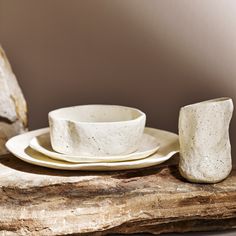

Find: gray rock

[0,45,27,154]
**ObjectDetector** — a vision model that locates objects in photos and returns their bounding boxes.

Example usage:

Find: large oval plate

[6,127,179,171]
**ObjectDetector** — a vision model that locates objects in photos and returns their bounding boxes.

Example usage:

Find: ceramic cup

[49,105,146,156]
[179,97,234,183]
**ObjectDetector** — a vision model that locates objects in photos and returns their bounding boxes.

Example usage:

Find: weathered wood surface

[0,154,235,236]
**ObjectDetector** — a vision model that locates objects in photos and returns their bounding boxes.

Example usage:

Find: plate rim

[29,129,160,163]
[6,127,179,170]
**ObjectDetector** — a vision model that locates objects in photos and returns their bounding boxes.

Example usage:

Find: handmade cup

[178,97,234,183]
[49,105,146,156]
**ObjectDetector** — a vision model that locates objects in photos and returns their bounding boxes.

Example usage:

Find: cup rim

[181,97,232,110]
[49,104,146,125]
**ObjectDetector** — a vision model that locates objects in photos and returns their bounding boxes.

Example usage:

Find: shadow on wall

[0,0,235,163]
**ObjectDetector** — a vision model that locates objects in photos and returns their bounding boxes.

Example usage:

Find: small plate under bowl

[29,129,160,163]
[6,127,179,171]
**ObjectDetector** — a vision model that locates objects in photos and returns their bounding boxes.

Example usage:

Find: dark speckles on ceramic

[178,97,234,183]
[48,105,146,156]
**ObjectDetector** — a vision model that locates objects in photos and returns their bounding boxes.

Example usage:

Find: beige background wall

[0,0,236,163]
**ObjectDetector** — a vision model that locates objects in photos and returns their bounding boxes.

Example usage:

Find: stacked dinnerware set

[6,105,179,171]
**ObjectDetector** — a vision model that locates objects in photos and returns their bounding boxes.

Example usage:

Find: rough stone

[0,46,27,154]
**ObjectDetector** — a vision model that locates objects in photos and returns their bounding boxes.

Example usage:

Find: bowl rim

[48,104,146,125]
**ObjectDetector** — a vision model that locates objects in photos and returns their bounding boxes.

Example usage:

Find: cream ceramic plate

[29,129,160,163]
[6,127,179,171]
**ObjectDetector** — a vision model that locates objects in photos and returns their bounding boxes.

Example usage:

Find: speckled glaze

[49,105,146,156]
[179,98,234,183]
[29,129,160,163]
[6,127,179,171]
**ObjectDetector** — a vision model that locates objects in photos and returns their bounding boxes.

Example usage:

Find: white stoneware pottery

[29,129,160,163]
[49,105,146,156]
[6,127,179,171]
[179,97,234,183]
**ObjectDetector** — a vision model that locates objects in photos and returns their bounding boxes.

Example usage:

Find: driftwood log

[0,154,235,235]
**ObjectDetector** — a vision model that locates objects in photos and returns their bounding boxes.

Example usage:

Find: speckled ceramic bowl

[49,105,146,156]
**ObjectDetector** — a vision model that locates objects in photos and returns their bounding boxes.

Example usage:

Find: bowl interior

[49,105,144,123]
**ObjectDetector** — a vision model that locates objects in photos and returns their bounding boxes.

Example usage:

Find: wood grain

[0,154,235,235]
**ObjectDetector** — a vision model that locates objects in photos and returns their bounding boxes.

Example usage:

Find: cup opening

[182,97,232,109]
